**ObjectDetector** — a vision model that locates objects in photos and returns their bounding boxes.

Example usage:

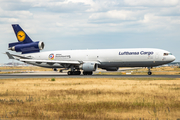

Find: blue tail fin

[12,24,33,43]
[8,24,44,54]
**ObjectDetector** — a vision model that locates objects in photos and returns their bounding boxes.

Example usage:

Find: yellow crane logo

[17,31,26,42]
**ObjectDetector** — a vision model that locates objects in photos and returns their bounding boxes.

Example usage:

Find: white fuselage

[21,48,175,69]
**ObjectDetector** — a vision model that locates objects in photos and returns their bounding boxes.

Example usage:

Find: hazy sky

[0,0,180,63]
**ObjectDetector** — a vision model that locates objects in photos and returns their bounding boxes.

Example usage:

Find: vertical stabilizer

[12,24,33,43]
[8,24,44,54]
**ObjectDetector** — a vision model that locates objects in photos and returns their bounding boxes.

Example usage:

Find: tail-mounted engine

[8,41,44,54]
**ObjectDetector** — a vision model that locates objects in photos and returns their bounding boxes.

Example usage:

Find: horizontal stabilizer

[6,52,14,59]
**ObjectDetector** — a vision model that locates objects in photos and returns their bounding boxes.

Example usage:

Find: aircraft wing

[19,59,81,65]
[6,52,101,65]
[20,59,101,65]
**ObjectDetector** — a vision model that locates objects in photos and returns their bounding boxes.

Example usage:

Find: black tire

[68,71,81,75]
[87,71,93,75]
[83,71,87,75]
[148,72,152,75]
[78,71,81,75]
[68,71,72,75]
[75,71,81,75]
[83,71,93,75]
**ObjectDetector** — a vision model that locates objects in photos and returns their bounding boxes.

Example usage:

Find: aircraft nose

[170,55,176,62]
[173,55,176,61]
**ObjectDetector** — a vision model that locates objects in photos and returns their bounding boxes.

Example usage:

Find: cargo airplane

[6,24,175,75]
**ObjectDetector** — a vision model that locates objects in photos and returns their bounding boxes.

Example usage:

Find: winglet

[6,52,15,59]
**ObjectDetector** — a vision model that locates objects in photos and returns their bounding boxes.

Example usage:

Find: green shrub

[51,78,55,81]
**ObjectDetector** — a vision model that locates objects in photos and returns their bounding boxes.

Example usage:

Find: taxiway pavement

[1,68,180,79]
[0,73,180,79]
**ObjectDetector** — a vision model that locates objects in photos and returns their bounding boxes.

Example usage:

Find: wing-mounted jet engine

[80,62,98,75]
[8,24,44,54]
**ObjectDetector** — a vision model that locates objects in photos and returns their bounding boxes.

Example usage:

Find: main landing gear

[67,71,81,75]
[148,67,152,75]
[67,66,81,75]
[67,65,94,75]
[67,71,93,75]
[83,71,93,75]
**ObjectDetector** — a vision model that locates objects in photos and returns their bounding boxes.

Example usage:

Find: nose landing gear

[148,67,152,75]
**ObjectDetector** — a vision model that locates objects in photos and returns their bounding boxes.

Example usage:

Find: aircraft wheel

[88,71,93,75]
[75,71,81,75]
[78,71,81,75]
[68,71,72,75]
[148,71,152,75]
[83,72,87,75]
[68,71,81,75]
[83,71,93,75]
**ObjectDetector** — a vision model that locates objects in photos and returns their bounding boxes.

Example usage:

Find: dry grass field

[0,77,180,119]
[0,66,48,74]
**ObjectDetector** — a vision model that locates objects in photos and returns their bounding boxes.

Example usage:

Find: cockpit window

[164,53,168,56]
[164,53,173,56]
